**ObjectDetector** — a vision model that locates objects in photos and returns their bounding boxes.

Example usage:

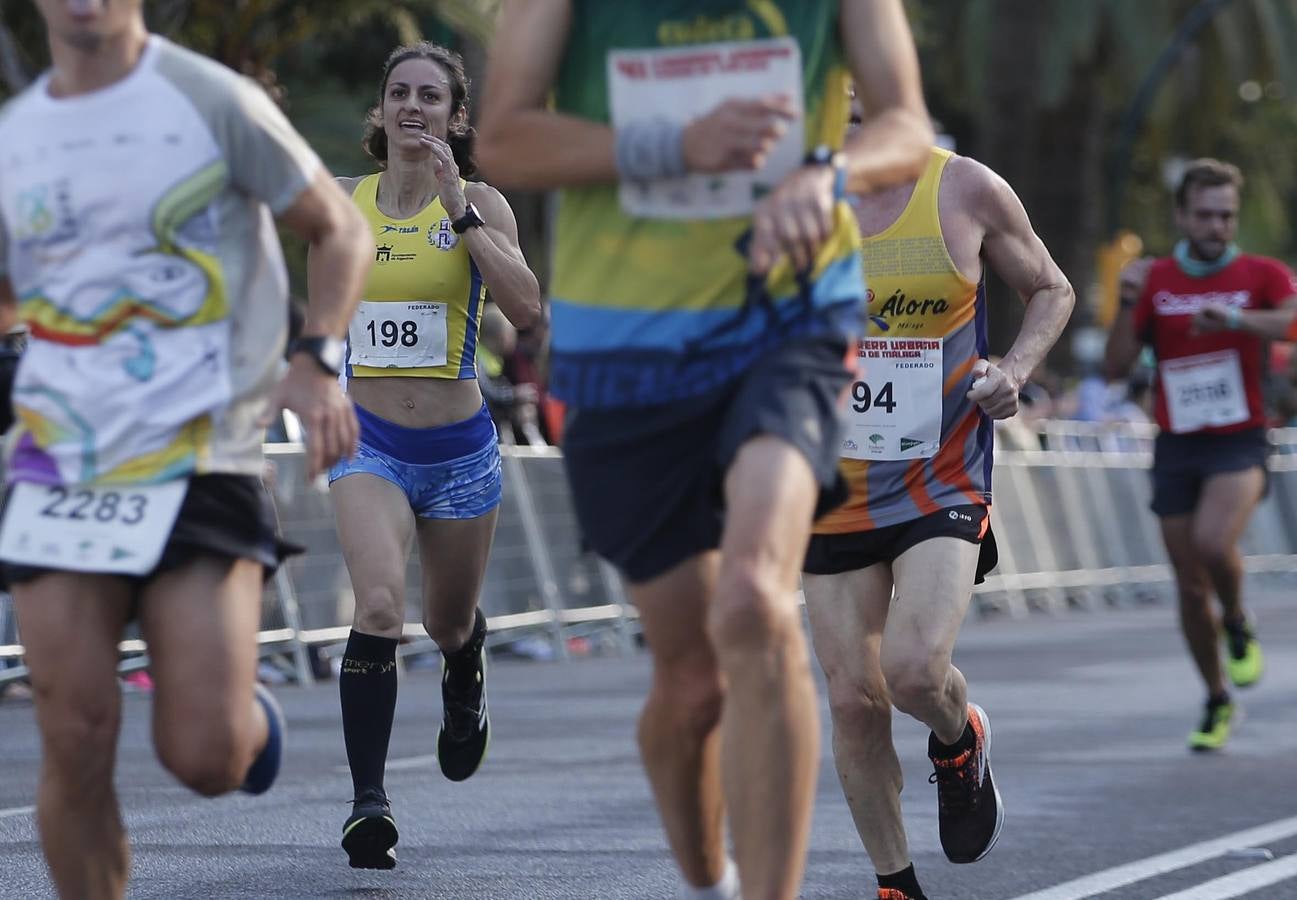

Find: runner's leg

[711,435,820,900]
[628,553,728,890]
[1193,467,1264,625]
[884,538,980,744]
[14,574,134,900]
[1161,515,1226,698]
[803,565,911,875]
[140,557,268,796]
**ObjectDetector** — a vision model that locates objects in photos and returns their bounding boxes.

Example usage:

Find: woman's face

[382,57,462,155]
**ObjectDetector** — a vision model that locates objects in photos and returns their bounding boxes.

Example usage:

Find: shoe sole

[342,815,398,870]
[241,684,286,795]
[964,702,1004,864]
[437,651,491,782]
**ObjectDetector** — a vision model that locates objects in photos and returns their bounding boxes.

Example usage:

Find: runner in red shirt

[1105,158,1297,751]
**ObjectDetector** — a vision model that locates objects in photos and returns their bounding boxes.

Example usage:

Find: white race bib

[1161,350,1249,434]
[0,480,188,575]
[841,338,944,461]
[607,37,804,220]
[349,301,449,368]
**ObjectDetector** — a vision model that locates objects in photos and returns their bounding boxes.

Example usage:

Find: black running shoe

[341,788,398,870]
[437,608,490,782]
[928,703,1004,864]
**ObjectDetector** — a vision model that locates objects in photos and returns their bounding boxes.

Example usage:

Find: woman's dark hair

[362,42,476,177]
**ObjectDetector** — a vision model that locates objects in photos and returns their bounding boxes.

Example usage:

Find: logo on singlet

[428,218,459,251]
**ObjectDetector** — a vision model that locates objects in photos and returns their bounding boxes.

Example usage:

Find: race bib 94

[0,480,188,575]
[841,338,944,461]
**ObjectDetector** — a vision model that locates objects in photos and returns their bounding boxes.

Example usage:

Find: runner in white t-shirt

[0,3,371,897]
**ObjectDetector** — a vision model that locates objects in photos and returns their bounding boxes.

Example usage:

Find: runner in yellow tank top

[799,105,1074,900]
[324,42,540,871]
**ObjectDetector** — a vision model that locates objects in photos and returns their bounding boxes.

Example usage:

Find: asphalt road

[1,577,1295,899]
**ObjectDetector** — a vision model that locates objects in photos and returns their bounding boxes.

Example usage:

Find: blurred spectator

[477,304,544,445]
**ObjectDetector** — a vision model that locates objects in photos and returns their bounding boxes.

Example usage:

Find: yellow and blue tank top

[549,0,864,409]
[816,148,993,534]
[346,173,484,380]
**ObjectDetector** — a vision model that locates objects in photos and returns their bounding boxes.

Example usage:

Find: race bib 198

[0,480,188,575]
[841,338,944,461]
[1161,350,1249,434]
[349,300,449,368]
[607,37,804,220]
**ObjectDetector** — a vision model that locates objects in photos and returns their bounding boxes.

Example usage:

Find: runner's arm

[477,0,617,187]
[286,171,372,339]
[974,163,1074,392]
[460,182,541,330]
[274,170,373,477]
[1192,304,1297,340]
[0,280,15,335]
[839,0,934,193]
[1103,264,1155,382]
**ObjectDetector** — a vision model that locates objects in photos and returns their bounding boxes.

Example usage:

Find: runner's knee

[824,674,891,739]
[709,558,799,649]
[352,585,406,638]
[647,657,723,738]
[882,652,949,716]
[156,719,255,797]
[38,698,119,784]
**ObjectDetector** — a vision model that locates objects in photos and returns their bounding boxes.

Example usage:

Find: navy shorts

[0,474,295,589]
[562,334,854,584]
[802,504,998,584]
[1150,427,1269,517]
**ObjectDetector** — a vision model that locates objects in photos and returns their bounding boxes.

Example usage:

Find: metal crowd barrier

[3,421,1297,687]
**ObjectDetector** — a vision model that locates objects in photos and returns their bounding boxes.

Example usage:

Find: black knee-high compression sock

[339,630,399,797]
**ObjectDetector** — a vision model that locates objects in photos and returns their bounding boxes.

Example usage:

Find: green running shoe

[1188,698,1236,752]
[1223,619,1264,688]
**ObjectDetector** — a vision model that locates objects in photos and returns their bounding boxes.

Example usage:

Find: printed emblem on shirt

[428,218,459,251]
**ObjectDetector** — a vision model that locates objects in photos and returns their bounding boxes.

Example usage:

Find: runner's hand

[1191,302,1233,335]
[1118,257,1154,305]
[967,358,1020,420]
[682,95,795,174]
[421,134,468,220]
[261,356,358,479]
[749,163,836,274]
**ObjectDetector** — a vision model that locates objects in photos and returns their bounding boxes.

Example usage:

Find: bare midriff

[348,375,484,429]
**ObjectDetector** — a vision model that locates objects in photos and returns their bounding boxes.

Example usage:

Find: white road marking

[1008,815,1297,900]
[1152,853,1297,899]
[0,805,34,820]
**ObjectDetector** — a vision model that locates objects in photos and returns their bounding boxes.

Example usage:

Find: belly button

[404,399,415,409]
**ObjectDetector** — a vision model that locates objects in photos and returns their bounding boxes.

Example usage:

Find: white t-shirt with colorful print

[0,35,320,487]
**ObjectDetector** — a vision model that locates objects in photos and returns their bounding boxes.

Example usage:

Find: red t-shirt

[1133,254,1297,434]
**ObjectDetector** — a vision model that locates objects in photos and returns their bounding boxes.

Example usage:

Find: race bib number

[841,338,943,461]
[607,37,804,220]
[0,480,188,575]
[349,301,449,368]
[1161,350,1249,434]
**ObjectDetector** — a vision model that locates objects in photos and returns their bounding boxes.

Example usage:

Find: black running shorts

[0,474,298,588]
[562,334,854,584]
[1150,427,1269,518]
[802,503,998,584]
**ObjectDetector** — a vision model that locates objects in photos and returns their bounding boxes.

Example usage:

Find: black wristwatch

[289,335,346,377]
[451,202,485,234]
[804,144,846,168]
